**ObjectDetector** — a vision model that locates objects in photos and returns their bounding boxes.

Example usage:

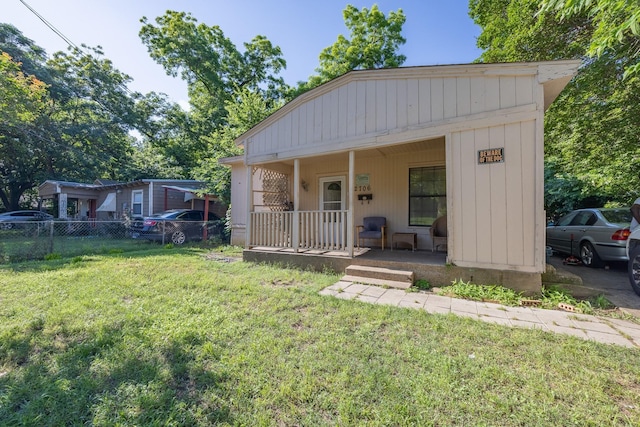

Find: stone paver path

[320,281,640,349]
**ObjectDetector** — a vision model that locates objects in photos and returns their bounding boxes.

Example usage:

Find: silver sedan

[546,208,631,268]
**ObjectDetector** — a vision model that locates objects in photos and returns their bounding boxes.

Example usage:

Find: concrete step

[343,265,414,289]
[340,274,413,289]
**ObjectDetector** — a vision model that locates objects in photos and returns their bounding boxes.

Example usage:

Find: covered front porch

[244,137,447,257]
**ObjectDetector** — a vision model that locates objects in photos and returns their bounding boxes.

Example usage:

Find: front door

[319,176,345,211]
[318,176,346,248]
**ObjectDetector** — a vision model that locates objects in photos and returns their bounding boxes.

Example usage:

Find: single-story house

[38,179,226,220]
[222,60,580,290]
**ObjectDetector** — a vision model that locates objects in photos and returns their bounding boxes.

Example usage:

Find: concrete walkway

[320,281,640,349]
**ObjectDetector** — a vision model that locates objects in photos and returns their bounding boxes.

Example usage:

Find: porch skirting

[243,249,542,295]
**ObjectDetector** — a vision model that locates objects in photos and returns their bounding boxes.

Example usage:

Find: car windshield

[600,209,631,225]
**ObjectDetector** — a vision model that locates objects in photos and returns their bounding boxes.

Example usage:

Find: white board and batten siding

[240,62,570,165]
[234,61,581,273]
[450,122,539,272]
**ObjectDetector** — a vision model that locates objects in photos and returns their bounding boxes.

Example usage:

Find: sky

[4,0,483,107]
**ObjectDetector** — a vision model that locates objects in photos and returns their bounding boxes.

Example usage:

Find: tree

[138,11,288,190]
[0,52,48,125]
[469,0,592,63]
[541,0,640,77]
[291,4,406,97]
[0,24,158,211]
[139,11,287,124]
[0,51,49,210]
[193,88,282,203]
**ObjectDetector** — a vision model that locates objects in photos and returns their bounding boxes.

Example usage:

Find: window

[570,211,596,226]
[132,190,143,216]
[409,166,446,226]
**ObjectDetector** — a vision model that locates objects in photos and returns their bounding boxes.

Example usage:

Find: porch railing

[250,210,349,251]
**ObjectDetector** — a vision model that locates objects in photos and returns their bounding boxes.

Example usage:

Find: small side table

[392,232,417,251]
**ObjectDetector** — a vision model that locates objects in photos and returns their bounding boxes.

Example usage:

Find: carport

[161,185,219,240]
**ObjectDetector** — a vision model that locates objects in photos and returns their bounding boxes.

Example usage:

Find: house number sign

[355,174,371,191]
[478,147,504,164]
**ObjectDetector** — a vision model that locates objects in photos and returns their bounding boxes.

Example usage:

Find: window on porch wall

[409,166,446,226]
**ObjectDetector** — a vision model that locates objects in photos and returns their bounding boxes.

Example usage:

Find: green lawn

[1,247,639,426]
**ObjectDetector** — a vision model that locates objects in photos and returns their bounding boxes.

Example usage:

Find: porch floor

[247,246,447,266]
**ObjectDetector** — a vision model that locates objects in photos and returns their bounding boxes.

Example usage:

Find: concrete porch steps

[342,265,414,289]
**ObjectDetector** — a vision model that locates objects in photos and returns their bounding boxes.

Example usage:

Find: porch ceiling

[365,136,444,158]
[268,136,445,166]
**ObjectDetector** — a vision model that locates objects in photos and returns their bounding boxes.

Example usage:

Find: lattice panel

[253,167,290,211]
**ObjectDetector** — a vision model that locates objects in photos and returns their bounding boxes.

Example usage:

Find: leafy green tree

[541,0,640,76]
[469,0,591,63]
[138,11,288,189]
[193,88,282,203]
[0,51,50,210]
[139,11,286,126]
[0,24,160,211]
[0,52,48,125]
[291,4,406,97]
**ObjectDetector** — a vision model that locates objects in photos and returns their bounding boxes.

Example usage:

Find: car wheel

[0,223,14,230]
[628,245,640,297]
[171,230,187,245]
[579,241,603,268]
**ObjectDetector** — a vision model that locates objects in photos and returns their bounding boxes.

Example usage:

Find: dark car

[130,209,221,245]
[546,207,631,268]
[0,210,53,229]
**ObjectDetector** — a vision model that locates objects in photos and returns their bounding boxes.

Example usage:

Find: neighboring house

[38,179,226,220]
[221,60,580,289]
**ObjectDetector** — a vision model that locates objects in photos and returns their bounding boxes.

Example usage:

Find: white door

[319,176,345,211]
[318,176,346,248]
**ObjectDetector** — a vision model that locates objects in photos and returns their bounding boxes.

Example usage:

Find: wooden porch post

[203,194,209,241]
[164,187,168,211]
[348,150,354,257]
[293,159,300,252]
[245,164,252,249]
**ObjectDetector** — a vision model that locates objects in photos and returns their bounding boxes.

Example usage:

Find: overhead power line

[19,0,79,50]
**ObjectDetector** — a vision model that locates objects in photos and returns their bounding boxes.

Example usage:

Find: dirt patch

[261,278,296,287]
[203,252,241,263]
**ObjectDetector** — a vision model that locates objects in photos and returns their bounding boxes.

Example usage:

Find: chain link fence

[0,219,227,263]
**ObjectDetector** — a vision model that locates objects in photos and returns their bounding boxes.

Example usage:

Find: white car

[627,227,640,296]
[627,227,640,295]
[0,210,53,229]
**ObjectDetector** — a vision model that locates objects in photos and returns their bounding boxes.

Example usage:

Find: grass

[438,279,628,319]
[0,234,145,263]
[1,247,639,425]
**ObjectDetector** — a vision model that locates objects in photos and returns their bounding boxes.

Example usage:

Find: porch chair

[357,217,387,250]
[430,215,447,252]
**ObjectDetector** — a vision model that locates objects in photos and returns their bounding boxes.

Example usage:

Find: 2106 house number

[354,185,371,191]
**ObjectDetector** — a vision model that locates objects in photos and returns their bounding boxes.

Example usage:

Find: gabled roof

[235,60,581,150]
[232,60,580,165]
